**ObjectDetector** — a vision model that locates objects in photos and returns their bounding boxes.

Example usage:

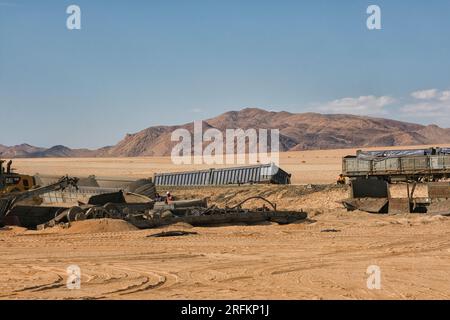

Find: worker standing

[337,174,346,185]
[165,191,174,204]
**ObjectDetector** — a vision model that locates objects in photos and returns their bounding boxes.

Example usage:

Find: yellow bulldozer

[0,159,36,194]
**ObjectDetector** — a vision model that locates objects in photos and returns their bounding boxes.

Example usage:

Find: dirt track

[1,185,450,300]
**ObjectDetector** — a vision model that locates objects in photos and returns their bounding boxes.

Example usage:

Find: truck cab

[0,160,35,194]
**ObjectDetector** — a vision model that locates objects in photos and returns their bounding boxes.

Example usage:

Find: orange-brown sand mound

[62,219,138,234]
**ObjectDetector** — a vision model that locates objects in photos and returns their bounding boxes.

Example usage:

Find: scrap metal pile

[0,177,307,230]
[128,196,307,229]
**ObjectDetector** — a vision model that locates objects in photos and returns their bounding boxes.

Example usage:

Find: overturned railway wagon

[343,147,450,182]
[154,163,291,186]
[342,179,450,215]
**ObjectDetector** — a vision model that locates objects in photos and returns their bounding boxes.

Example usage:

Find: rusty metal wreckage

[0,165,305,231]
[1,147,450,231]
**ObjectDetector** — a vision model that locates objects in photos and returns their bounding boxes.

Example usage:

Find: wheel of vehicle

[84,207,95,219]
[103,203,121,219]
[54,207,66,219]
[93,208,108,219]
[74,212,86,221]
[66,206,84,222]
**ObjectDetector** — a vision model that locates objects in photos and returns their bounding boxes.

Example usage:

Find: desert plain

[1,147,450,300]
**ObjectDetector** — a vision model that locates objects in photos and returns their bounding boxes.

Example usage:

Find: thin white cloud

[411,89,438,100]
[411,88,450,102]
[300,88,449,126]
[401,102,447,115]
[317,95,396,115]
[439,90,450,102]
[402,88,450,119]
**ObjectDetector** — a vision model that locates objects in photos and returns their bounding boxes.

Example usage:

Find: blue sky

[1,0,450,148]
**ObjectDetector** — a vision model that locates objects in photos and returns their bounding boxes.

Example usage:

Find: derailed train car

[343,147,450,182]
[154,163,291,186]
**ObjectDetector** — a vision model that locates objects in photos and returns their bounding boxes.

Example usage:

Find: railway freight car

[154,163,291,186]
[342,147,450,182]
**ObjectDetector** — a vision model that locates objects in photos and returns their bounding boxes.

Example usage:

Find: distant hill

[100,108,450,156]
[1,108,450,158]
[0,144,46,158]
[0,144,102,158]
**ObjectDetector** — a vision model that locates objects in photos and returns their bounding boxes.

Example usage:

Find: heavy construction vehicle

[0,159,36,194]
[0,176,79,226]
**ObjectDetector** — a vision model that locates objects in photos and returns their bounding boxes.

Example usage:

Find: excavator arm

[0,176,79,219]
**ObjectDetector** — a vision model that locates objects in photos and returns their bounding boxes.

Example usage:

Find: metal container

[342,157,371,176]
[41,186,122,204]
[372,158,400,173]
[154,169,211,186]
[154,163,291,186]
[343,148,450,181]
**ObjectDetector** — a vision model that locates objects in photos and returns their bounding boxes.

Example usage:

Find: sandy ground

[11,145,442,185]
[1,185,450,300]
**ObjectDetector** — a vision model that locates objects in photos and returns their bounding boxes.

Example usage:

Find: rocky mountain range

[1,108,450,158]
